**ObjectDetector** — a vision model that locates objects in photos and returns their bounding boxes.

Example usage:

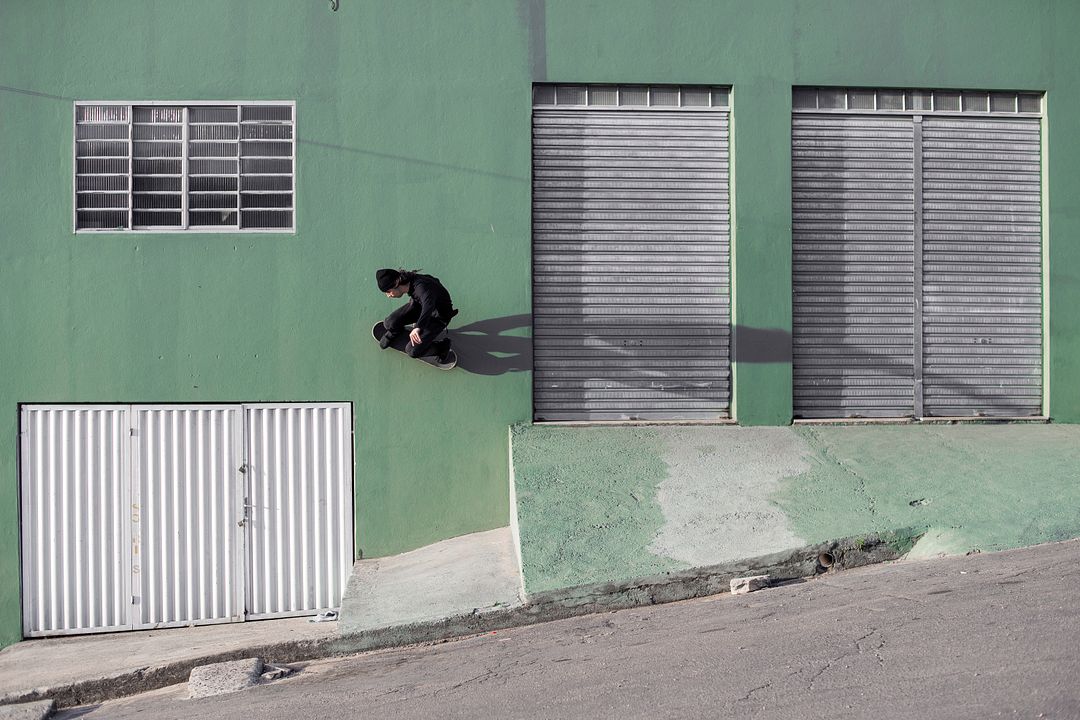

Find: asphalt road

[60,540,1080,720]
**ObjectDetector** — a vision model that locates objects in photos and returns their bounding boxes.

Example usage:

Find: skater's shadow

[449,314,532,375]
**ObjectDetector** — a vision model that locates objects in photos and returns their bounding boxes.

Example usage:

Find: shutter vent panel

[532,108,731,420]
[792,115,916,418]
[921,118,1042,416]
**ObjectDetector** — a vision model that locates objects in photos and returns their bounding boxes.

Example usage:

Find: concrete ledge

[0,637,330,710]
[326,528,922,655]
[0,528,922,710]
[0,700,54,720]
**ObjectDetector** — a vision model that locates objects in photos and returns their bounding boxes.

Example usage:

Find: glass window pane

[242,210,293,229]
[588,86,618,105]
[619,86,648,106]
[78,105,128,123]
[848,90,875,110]
[77,210,128,229]
[935,92,960,111]
[133,176,181,192]
[189,176,238,192]
[1017,93,1042,113]
[133,106,182,123]
[77,124,128,140]
[556,85,586,105]
[190,106,238,123]
[241,123,291,140]
[241,192,293,209]
[190,210,239,226]
[878,91,903,110]
[133,194,182,210]
[682,88,711,107]
[133,210,182,227]
[241,105,291,122]
[241,176,291,192]
[241,158,291,174]
[792,89,817,109]
[818,89,845,109]
[650,87,680,106]
[990,93,1017,112]
[78,175,128,192]
[711,88,730,108]
[962,92,988,112]
[909,91,932,111]
[191,158,239,174]
[533,85,555,105]
[191,124,240,141]
[241,141,291,157]
[77,192,127,209]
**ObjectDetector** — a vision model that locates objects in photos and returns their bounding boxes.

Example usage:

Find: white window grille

[75,102,295,232]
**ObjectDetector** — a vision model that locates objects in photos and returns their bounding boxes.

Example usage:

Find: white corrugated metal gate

[532,84,732,421]
[19,403,354,637]
[792,88,1044,419]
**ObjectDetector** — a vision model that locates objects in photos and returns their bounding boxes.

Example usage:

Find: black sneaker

[379,331,397,349]
[434,339,452,363]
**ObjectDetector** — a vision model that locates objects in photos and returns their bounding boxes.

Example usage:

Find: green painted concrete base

[510,423,1080,594]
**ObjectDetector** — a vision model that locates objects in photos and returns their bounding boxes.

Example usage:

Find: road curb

[1,527,923,710]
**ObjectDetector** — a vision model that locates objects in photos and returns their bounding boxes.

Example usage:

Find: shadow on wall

[733,326,791,363]
[446,320,791,380]
[449,314,532,376]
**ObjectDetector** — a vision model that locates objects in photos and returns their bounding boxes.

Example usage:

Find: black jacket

[408,274,455,334]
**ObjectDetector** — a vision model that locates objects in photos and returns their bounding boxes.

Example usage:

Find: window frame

[73,100,296,234]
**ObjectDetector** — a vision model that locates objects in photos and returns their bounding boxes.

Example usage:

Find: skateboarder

[376,268,457,364]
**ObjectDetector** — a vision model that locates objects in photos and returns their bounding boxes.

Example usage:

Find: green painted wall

[2,0,1079,646]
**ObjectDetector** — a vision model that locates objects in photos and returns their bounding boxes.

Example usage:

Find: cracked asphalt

[60,540,1080,719]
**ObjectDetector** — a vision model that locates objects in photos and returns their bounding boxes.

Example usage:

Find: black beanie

[376,268,401,292]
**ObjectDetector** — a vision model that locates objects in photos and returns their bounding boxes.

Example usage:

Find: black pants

[384,301,451,358]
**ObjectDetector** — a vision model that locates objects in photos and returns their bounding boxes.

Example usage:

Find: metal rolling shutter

[921,118,1043,416]
[532,108,731,421]
[792,115,916,418]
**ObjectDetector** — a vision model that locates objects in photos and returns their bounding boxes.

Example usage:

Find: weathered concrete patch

[511,424,679,594]
[775,424,1080,558]
[338,527,523,635]
[650,427,809,565]
[187,658,263,699]
[905,528,977,560]
[0,700,54,720]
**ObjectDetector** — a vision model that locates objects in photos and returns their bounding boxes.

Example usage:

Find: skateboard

[372,322,457,370]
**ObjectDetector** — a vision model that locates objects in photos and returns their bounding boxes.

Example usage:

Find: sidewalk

[3,422,1079,711]
[510,422,1080,593]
